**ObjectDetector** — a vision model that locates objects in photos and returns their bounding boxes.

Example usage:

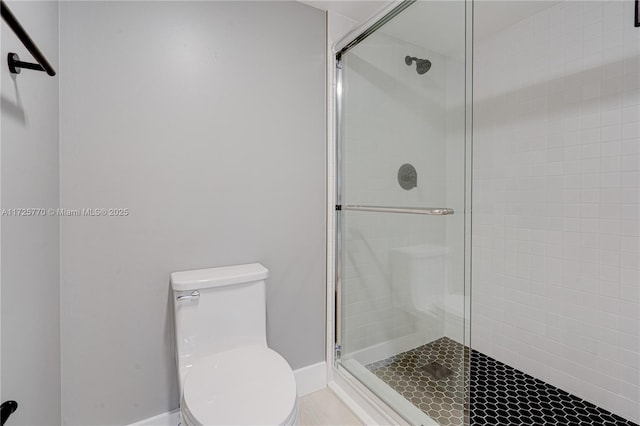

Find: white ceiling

[298,0,560,56]
[379,1,466,56]
[297,0,394,21]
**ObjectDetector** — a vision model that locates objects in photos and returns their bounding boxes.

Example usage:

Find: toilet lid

[182,345,297,425]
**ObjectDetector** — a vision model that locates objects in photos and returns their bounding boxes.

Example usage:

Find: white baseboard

[129,361,328,425]
[294,360,327,397]
[129,409,179,426]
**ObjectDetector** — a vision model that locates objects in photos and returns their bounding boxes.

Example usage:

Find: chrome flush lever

[176,290,200,301]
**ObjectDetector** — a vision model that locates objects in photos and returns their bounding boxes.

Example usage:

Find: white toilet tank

[171,263,269,391]
[391,244,447,315]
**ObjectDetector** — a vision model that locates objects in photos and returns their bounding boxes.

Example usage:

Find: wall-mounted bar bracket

[7,52,45,74]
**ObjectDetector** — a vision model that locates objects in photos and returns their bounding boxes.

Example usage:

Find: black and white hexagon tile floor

[366,337,637,426]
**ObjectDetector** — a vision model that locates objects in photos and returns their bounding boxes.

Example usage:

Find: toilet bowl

[171,263,299,425]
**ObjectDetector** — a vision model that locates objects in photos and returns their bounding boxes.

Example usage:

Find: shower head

[416,59,432,74]
[405,56,432,75]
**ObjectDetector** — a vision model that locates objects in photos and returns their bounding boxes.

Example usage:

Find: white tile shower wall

[472,1,639,422]
[341,32,449,356]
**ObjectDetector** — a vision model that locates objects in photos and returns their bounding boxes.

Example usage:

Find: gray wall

[1,1,61,425]
[59,2,326,424]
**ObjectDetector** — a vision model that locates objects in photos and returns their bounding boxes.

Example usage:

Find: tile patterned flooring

[470,351,637,426]
[366,337,467,426]
[365,337,638,426]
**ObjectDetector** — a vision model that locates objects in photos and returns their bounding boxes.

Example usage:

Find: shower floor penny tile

[365,337,638,426]
[366,337,468,426]
[471,350,637,426]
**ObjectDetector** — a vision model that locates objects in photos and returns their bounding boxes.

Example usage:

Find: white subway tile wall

[472,1,639,423]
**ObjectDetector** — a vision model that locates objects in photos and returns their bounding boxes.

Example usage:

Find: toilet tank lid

[171,263,269,291]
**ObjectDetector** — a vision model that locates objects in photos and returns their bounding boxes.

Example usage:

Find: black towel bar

[1,0,56,76]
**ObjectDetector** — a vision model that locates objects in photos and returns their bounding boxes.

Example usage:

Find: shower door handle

[176,290,200,301]
[338,205,454,215]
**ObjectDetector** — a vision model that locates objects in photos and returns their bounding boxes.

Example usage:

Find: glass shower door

[335,1,470,424]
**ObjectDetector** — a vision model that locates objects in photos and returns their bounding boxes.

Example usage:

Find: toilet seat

[181,345,297,426]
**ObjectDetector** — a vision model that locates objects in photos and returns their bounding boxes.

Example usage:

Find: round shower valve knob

[398,163,417,190]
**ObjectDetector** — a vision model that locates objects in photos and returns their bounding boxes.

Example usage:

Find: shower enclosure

[333,1,472,424]
[333,0,639,425]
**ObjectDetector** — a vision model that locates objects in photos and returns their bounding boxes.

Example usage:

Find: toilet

[171,263,299,425]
